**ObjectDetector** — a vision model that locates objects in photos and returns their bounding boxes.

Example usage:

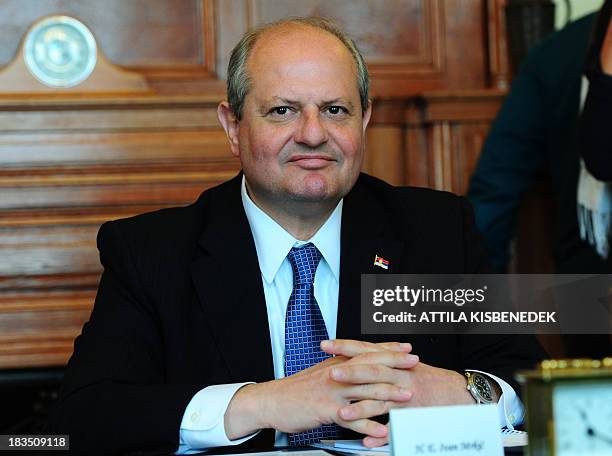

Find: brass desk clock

[516,358,612,456]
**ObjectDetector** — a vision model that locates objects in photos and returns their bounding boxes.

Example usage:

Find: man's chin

[289,193,330,204]
[285,187,349,208]
[288,176,335,202]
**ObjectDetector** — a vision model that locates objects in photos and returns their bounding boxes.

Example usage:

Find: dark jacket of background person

[581,73,612,180]
[49,173,544,455]
[467,14,611,358]
[468,14,606,275]
[581,2,612,180]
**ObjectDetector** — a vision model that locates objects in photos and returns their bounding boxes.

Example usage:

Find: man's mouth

[288,155,335,169]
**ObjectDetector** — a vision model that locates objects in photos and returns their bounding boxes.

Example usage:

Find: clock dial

[553,380,612,456]
[24,16,97,88]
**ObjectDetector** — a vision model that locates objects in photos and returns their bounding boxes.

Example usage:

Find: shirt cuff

[176,382,259,454]
[467,370,524,430]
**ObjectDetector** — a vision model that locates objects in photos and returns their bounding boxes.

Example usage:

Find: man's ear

[362,99,372,133]
[217,101,240,157]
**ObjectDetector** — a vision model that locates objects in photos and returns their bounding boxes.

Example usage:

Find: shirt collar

[241,176,342,284]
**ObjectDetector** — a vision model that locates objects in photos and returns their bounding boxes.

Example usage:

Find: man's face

[219,25,371,211]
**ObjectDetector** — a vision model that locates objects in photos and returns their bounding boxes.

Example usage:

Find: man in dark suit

[51,17,543,455]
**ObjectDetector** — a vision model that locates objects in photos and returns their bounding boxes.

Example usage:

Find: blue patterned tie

[285,243,340,446]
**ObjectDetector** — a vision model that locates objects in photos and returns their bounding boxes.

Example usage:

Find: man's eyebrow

[270,97,302,106]
[257,97,300,114]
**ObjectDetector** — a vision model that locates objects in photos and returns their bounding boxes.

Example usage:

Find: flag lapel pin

[373,255,390,270]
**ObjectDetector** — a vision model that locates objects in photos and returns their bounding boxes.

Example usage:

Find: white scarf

[577,76,612,258]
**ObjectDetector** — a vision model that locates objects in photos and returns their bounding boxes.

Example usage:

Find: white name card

[389,404,504,456]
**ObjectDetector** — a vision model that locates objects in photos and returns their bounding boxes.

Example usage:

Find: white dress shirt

[176,177,523,454]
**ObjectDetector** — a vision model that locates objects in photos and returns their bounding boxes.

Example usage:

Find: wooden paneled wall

[0,96,240,368]
[0,0,509,369]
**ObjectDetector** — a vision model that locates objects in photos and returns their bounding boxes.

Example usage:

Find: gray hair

[226,16,369,120]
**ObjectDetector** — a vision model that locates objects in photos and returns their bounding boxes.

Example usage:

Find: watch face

[24,16,97,88]
[472,373,493,402]
[553,380,612,456]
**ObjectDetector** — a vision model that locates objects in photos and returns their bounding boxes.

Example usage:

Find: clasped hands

[225,339,473,447]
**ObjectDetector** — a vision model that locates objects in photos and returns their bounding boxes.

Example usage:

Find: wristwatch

[464,371,498,404]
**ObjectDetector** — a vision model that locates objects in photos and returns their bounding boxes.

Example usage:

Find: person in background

[579,1,612,240]
[468,3,611,358]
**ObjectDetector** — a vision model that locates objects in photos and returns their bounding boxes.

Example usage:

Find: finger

[292,355,348,377]
[345,382,413,402]
[363,435,389,447]
[321,339,412,357]
[337,417,388,439]
[377,342,413,353]
[341,351,419,369]
[331,363,410,385]
[321,339,378,357]
[338,399,408,421]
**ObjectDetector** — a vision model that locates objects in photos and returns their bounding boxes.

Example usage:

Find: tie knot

[287,243,322,285]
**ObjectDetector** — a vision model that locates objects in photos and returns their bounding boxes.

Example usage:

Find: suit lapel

[337,177,405,340]
[190,175,274,383]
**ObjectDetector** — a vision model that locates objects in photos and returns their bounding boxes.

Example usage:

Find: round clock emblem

[24,16,97,88]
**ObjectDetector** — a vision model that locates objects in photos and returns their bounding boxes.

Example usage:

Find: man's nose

[294,109,328,147]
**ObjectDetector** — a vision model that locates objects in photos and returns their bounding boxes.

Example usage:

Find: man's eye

[326,106,347,115]
[271,107,291,116]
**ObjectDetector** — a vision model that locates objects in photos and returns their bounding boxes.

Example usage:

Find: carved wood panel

[217,0,489,96]
[0,95,242,369]
[0,0,216,80]
[403,90,505,194]
[486,0,511,89]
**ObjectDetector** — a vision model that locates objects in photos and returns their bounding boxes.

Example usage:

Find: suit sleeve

[467,56,549,272]
[49,221,202,456]
[458,197,547,395]
[459,196,492,274]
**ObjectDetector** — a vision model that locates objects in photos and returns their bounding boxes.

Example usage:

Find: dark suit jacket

[50,173,544,455]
